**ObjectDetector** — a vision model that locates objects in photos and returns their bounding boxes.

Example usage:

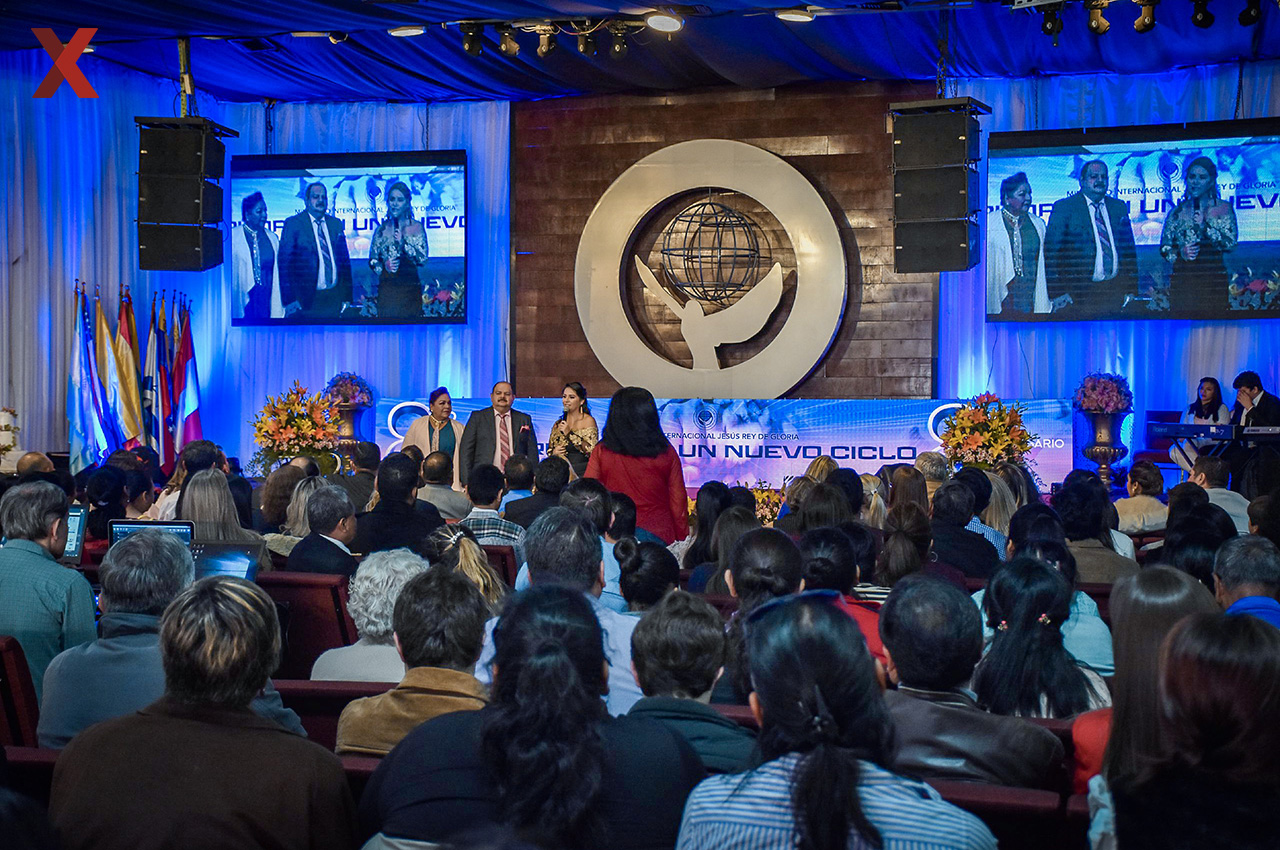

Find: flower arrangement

[1073,372,1134,414]
[0,407,19,465]
[1228,268,1280,311]
[249,382,341,476]
[324,372,373,407]
[748,482,785,527]
[939,393,1035,468]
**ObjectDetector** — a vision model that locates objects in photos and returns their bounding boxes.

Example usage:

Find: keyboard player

[1173,377,1232,475]
[1227,371,1280,498]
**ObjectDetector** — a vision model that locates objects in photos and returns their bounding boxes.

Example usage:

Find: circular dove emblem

[575,140,847,399]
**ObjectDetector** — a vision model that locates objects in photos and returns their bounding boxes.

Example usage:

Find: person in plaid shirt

[461,464,526,567]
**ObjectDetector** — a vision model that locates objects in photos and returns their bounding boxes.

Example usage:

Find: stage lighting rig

[1133,0,1158,32]
[577,31,598,56]
[1086,0,1112,33]
[1239,0,1262,25]
[607,23,630,59]
[461,23,484,56]
[1040,3,1065,36]
[537,28,558,58]
[497,27,520,57]
[645,10,685,32]
[1191,0,1214,26]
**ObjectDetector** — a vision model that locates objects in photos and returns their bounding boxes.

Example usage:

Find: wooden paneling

[511,81,939,400]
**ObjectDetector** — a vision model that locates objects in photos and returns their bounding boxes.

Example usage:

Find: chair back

[702,594,739,621]
[275,679,396,751]
[710,702,759,730]
[925,779,1071,849]
[2,746,60,805]
[1076,582,1114,624]
[481,545,519,587]
[256,572,360,678]
[0,636,40,747]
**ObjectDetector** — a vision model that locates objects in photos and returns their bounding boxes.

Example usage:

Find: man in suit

[504,456,570,529]
[288,486,359,576]
[1227,370,1280,498]
[457,381,538,486]
[277,182,353,319]
[331,441,379,513]
[1044,160,1138,317]
[353,454,443,555]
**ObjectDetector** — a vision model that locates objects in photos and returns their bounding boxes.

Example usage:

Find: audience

[980,470,1016,537]
[15,451,55,477]
[334,440,380,514]
[1190,455,1250,533]
[1111,613,1280,848]
[555,477,626,610]
[48,576,357,850]
[888,465,929,513]
[678,593,996,850]
[0,481,96,702]
[824,469,865,528]
[679,480,732,569]
[1062,470,1139,560]
[84,466,128,540]
[353,453,444,554]
[362,584,704,847]
[726,485,756,515]
[163,439,226,520]
[1113,461,1168,533]
[337,567,490,756]
[498,454,535,511]
[713,528,805,706]
[255,464,306,533]
[475,507,644,715]
[460,463,527,566]
[615,538,679,614]
[796,481,856,534]
[880,576,1064,789]
[1158,503,1237,589]
[226,473,255,530]
[973,557,1111,719]
[181,469,271,573]
[281,474,324,539]
[123,468,156,519]
[501,456,570,530]
[804,454,838,483]
[39,530,303,749]
[772,475,814,534]
[1248,493,1271,534]
[420,524,506,608]
[312,549,429,682]
[1052,478,1138,583]
[286,485,358,576]
[914,450,951,500]
[867,501,965,598]
[1212,534,1280,629]
[953,466,1008,558]
[289,455,323,478]
[609,490,663,545]
[993,460,1038,511]
[929,481,1000,579]
[799,527,886,665]
[685,505,759,595]
[418,450,473,520]
[628,591,757,773]
[859,473,888,529]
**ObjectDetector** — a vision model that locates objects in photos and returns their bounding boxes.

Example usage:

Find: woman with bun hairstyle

[615,537,680,614]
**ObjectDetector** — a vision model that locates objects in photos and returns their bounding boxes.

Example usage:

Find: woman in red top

[585,387,688,545]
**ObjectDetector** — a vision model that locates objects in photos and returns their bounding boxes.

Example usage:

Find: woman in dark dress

[1160,157,1238,314]
[369,181,429,319]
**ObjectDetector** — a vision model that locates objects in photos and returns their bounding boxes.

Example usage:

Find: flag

[141,296,174,466]
[113,288,144,447]
[172,299,203,452]
[158,294,176,468]
[67,285,114,473]
[93,291,127,453]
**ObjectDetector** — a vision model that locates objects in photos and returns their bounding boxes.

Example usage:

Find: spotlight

[775,7,815,22]
[537,31,558,58]
[1041,6,1065,35]
[328,32,348,44]
[498,28,520,57]
[1086,0,1111,34]
[461,23,484,56]
[607,23,629,59]
[577,31,598,56]
[645,10,685,32]
[388,25,425,38]
[1239,0,1262,25]
[1133,0,1157,33]
[1190,0,1214,26]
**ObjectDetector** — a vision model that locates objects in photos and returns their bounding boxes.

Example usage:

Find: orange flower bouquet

[939,393,1035,469]
[249,381,341,476]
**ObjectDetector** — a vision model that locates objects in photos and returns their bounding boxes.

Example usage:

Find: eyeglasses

[744,588,842,626]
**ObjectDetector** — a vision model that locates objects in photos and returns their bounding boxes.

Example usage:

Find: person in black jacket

[353,454,442,555]
[287,486,359,576]
[929,481,999,579]
[502,456,570,530]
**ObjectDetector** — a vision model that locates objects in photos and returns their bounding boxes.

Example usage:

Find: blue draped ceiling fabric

[2,1,1279,462]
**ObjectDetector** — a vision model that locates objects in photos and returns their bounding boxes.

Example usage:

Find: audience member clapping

[686,505,759,594]
[677,593,996,850]
[628,590,757,773]
[311,548,429,682]
[180,468,271,573]
[49,576,358,850]
[880,575,1064,789]
[336,567,490,756]
[973,557,1112,719]
[362,584,704,847]
[615,537,679,614]
[1113,460,1168,533]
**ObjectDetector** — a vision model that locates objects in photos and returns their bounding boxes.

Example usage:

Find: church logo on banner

[574,140,847,399]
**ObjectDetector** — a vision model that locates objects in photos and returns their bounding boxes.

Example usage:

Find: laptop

[190,541,262,582]
[58,505,87,565]
[108,519,195,547]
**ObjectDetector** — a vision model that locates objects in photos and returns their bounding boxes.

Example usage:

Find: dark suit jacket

[329,470,376,514]
[930,523,999,579]
[1231,391,1280,427]
[287,532,358,577]
[277,211,353,313]
[1044,192,1138,315]
[353,499,443,555]
[457,407,538,485]
[501,491,560,530]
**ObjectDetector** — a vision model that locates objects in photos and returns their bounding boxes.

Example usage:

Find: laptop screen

[190,542,262,582]
[59,505,87,563]
[108,520,194,548]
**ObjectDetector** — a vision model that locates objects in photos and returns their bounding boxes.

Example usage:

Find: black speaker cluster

[889,98,989,274]
[135,116,238,271]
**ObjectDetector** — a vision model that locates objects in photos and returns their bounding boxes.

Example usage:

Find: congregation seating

[256,572,359,679]
[273,679,396,751]
[926,780,1079,850]
[0,635,40,748]
[3,746,59,806]
[481,545,519,587]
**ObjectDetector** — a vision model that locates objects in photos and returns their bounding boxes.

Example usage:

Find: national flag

[141,296,173,466]
[172,299,203,452]
[67,285,115,473]
[158,294,176,468]
[113,288,144,447]
[93,291,127,452]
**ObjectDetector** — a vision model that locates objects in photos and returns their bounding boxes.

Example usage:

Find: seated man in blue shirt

[1214,534,1280,630]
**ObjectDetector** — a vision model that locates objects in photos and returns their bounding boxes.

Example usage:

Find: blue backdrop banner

[375,397,1074,488]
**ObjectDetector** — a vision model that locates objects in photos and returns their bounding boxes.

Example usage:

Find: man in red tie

[277,182,354,320]
[458,381,539,486]
[1043,159,1138,317]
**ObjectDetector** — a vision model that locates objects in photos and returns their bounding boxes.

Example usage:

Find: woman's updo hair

[875,501,931,587]
[614,538,679,612]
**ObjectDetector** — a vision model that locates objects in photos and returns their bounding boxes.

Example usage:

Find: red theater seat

[710,702,759,730]
[482,545,519,587]
[274,679,397,752]
[342,754,383,800]
[702,594,739,621]
[256,572,359,679]
[3,746,59,805]
[925,779,1076,850]
[0,636,40,747]
[1077,582,1114,625]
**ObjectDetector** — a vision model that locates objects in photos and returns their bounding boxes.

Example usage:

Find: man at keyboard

[1227,371,1280,498]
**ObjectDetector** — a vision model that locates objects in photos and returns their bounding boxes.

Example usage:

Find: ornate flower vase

[1080,410,1129,486]
[334,403,369,462]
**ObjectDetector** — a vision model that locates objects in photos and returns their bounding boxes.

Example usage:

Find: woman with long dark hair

[255,464,305,534]
[1111,613,1280,848]
[973,557,1110,719]
[796,482,855,534]
[1172,376,1230,475]
[549,382,598,479]
[888,466,929,513]
[84,466,128,541]
[615,537,679,613]
[688,506,760,595]
[360,584,704,848]
[680,480,731,572]
[586,387,688,545]
[678,594,996,850]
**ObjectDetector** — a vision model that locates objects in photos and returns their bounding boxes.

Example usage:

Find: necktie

[498,413,512,468]
[316,219,335,288]
[1093,202,1114,278]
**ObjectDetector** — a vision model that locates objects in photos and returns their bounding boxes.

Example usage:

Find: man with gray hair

[0,481,96,702]
[287,484,358,576]
[1214,534,1280,630]
[914,451,950,500]
[38,530,303,749]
